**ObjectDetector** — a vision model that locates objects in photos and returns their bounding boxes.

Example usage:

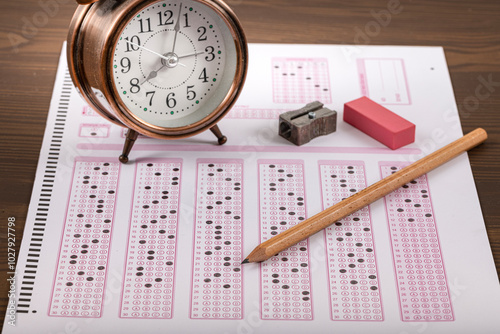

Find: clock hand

[125,40,169,61]
[141,64,166,85]
[171,3,183,53]
[125,40,187,68]
[141,58,188,86]
[178,51,205,59]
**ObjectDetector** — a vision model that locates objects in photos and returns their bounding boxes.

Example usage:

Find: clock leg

[210,125,227,145]
[119,129,139,164]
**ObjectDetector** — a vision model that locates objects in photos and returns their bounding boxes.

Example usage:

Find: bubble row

[319,161,383,321]
[190,159,244,319]
[259,160,313,320]
[381,162,454,321]
[50,158,120,317]
[120,159,182,318]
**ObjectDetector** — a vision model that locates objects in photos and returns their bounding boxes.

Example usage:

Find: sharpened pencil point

[241,259,250,264]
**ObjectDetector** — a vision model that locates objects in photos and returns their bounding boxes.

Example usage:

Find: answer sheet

[3,43,500,334]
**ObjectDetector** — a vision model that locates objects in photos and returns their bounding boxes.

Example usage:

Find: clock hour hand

[141,64,166,85]
[141,58,188,85]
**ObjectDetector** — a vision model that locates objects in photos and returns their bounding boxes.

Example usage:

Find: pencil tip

[241,259,250,264]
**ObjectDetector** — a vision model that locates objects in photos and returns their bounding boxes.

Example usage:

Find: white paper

[3,43,500,334]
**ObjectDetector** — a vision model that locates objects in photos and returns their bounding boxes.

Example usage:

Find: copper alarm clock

[68,0,248,162]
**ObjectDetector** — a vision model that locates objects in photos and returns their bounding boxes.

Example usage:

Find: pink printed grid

[226,107,287,119]
[319,161,383,321]
[120,159,182,318]
[381,162,454,321]
[258,160,313,320]
[79,124,111,138]
[357,58,412,105]
[49,158,120,317]
[190,160,244,319]
[272,58,332,104]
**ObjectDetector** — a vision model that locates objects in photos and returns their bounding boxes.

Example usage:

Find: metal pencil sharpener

[279,101,337,146]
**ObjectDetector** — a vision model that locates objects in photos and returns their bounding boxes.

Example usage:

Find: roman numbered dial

[67,0,247,163]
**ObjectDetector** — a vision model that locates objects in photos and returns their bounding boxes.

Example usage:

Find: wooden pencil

[242,128,487,264]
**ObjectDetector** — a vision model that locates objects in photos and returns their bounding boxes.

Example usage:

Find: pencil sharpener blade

[279,101,337,146]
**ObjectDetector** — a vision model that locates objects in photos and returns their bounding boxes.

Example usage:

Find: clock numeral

[124,36,141,52]
[186,85,196,101]
[197,26,207,41]
[166,92,177,108]
[146,91,155,106]
[120,57,131,73]
[130,78,140,94]
[139,18,152,33]
[158,10,174,26]
[183,13,190,28]
[199,68,209,83]
[205,46,215,62]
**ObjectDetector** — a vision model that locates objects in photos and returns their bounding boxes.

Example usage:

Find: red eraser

[343,96,415,150]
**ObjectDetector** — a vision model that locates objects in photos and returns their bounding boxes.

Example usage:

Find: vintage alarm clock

[68,0,248,162]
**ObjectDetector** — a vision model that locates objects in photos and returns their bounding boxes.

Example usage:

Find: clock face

[111,0,238,129]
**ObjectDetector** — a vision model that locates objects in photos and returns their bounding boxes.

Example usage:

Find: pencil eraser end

[343,96,415,150]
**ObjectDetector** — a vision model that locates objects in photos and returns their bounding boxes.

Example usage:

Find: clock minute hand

[171,3,183,53]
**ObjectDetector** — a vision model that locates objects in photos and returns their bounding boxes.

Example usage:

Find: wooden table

[1,0,499,329]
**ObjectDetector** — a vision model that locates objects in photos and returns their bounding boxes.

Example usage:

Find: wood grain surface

[0,0,499,329]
